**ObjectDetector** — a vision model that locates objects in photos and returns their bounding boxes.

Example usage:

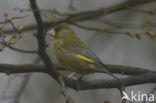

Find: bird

[48,24,120,81]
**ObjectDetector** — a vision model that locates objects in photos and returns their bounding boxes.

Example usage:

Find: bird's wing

[66,46,103,65]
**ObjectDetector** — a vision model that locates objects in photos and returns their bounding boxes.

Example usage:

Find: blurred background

[0,0,156,103]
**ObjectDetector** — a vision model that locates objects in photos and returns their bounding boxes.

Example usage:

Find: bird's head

[48,24,73,39]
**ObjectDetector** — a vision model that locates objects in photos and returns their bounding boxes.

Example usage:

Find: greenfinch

[48,24,118,80]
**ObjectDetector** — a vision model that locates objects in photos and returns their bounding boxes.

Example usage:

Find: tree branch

[64,72,156,90]
[4,0,156,34]
[0,63,156,90]
[30,0,61,83]
[0,42,38,54]
[106,64,155,75]
[0,63,155,75]
[126,6,156,15]
[0,63,46,75]
[70,22,152,38]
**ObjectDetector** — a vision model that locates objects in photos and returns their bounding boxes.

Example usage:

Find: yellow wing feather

[76,54,95,63]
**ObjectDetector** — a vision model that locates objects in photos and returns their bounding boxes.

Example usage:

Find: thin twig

[9,21,17,31]
[0,15,29,24]
[71,22,152,38]
[0,41,38,54]
[4,0,156,34]
[0,14,26,51]
[68,0,76,11]
[126,6,156,15]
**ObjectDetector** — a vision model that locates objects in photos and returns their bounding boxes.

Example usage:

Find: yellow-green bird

[48,24,118,80]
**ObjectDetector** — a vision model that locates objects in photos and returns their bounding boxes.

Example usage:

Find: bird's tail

[100,63,120,81]
[98,62,124,91]
[99,63,125,99]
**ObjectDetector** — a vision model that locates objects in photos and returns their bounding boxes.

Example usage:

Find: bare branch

[4,0,156,34]
[68,0,76,11]
[106,64,155,75]
[0,63,46,75]
[0,41,38,53]
[126,6,156,15]
[71,22,154,38]
[30,0,61,83]
[0,63,155,76]
[63,72,156,90]
[0,15,29,24]
[0,63,155,90]
[0,14,25,51]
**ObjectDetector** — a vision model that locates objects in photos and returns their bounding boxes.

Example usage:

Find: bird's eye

[55,27,61,32]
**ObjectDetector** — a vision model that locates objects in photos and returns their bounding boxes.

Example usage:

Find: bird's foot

[68,72,84,81]
[68,72,77,80]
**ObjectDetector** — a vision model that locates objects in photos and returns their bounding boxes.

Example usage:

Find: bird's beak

[48,28,55,36]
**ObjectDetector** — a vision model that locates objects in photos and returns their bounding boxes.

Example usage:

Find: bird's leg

[68,72,77,80]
